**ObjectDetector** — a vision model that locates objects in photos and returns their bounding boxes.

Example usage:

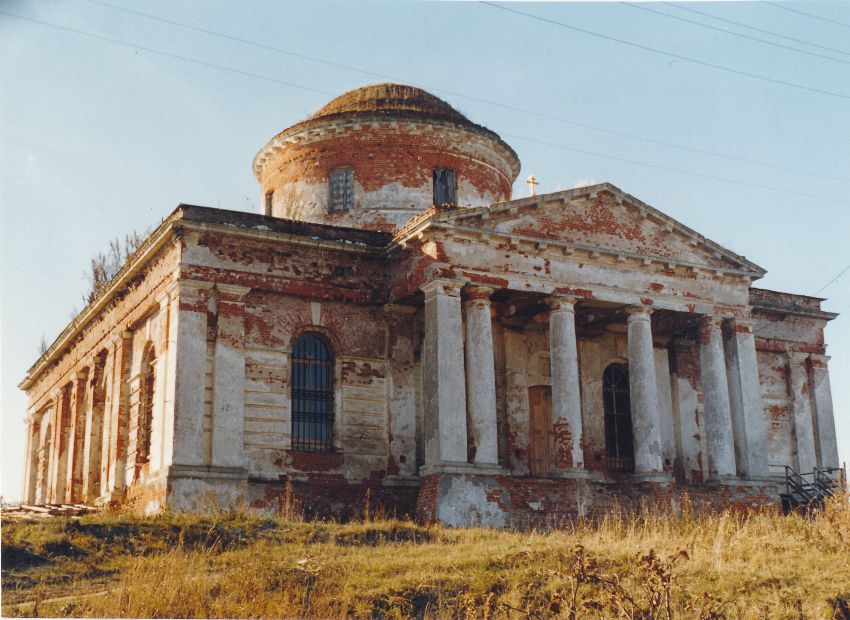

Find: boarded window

[138,347,156,464]
[602,363,634,472]
[291,334,334,452]
[433,167,456,206]
[264,190,274,216]
[329,167,354,213]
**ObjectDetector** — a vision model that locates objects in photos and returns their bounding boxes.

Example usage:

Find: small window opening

[291,334,334,452]
[329,167,354,213]
[264,190,274,216]
[433,167,456,206]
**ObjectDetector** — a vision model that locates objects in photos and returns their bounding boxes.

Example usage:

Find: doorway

[528,385,553,477]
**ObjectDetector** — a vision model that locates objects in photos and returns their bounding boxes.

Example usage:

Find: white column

[211,285,251,470]
[723,319,769,478]
[464,285,499,466]
[547,295,584,471]
[422,279,468,466]
[699,316,736,479]
[788,351,817,473]
[809,354,839,468]
[626,307,663,474]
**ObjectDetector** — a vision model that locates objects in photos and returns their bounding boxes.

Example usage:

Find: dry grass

[2,495,849,619]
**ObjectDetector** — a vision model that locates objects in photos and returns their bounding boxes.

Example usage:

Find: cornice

[252,114,520,184]
[18,219,178,392]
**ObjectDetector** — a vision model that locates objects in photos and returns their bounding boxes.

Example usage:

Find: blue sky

[2,1,848,501]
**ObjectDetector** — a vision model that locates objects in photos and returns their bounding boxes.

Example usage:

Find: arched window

[291,334,334,452]
[602,363,634,472]
[138,346,155,463]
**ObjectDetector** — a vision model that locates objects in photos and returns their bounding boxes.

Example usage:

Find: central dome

[253,83,520,232]
[310,83,471,126]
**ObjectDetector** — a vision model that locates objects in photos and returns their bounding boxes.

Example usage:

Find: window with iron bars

[291,334,334,452]
[603,363,634,472]
[329,166,354,213]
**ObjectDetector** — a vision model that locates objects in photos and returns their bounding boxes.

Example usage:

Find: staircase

[781,465,847,514]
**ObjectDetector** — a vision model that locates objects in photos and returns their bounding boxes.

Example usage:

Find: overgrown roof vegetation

[3,495,850,618]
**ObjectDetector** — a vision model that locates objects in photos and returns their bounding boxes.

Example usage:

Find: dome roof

[309,83,471,125]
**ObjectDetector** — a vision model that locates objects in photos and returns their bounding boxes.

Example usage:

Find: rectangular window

[264,190,274,216]
[433,168,456,206]
[329,166,354,213]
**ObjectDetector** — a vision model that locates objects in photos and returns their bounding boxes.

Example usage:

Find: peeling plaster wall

[21,240,182,509]
[256,119,516,232]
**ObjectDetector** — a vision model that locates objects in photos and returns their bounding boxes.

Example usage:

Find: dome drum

[253,84,521,232]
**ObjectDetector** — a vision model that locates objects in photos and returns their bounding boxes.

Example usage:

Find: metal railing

[784,464,847,512]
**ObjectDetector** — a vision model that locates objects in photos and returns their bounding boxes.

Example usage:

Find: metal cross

[526,175,539,197]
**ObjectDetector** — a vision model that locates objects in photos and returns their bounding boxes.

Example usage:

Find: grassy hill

[2,495,849,619]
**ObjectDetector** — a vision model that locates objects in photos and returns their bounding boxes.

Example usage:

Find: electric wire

[620,2,850,66]
[3,8,849,206]
[480,1,850,102]
[814,262,850,295]
[763,1,850,31]
[665,2,850,58]
[0,10,337,97]
[502,133,850,205]
[59,0,850,184]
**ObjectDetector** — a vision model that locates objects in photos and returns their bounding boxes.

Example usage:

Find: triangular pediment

[431,183,765,276]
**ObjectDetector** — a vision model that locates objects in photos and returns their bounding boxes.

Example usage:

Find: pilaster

[723,318,768,478]
[788,351,817,473]
[105,331,133,500]
[809,354,839,468]
[170,280,212,468]
[421,278,468,467]
[210,284,250,470]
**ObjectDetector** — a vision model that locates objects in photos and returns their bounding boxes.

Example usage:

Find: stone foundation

[416,473,781,529]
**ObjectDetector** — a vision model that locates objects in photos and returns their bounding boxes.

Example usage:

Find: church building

[19,84,840,525]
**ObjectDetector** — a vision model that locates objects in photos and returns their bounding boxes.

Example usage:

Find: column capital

[464,284,496,302]
[214,283,251,301]
[808,353,831,364]
[421,278,464,301]
[75,369,89,380]
[545,294,577,312]
[626,305,653,321]
[723,317,755,334]
[787,350,811,364]
[383,303,418,315]
[699,314,724,328]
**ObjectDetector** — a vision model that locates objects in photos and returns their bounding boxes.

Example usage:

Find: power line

[4,8,849,207]
[814,262,850,295]
[0,10,337,97]
[665,2,850,59]
[620,2,850,66]
[480,1,850,102]
[503,133,850,205]
[62,0,850,184]
[763,1,850,31]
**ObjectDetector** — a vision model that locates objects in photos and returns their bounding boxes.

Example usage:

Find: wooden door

[528,385,553,477]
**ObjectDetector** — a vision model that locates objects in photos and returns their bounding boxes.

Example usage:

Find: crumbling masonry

[20,84,840,525]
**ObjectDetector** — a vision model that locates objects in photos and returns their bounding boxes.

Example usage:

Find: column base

[383,475,421,488]
[632,471,674,484]
[419,461,506,477]
[550,468,595,480]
